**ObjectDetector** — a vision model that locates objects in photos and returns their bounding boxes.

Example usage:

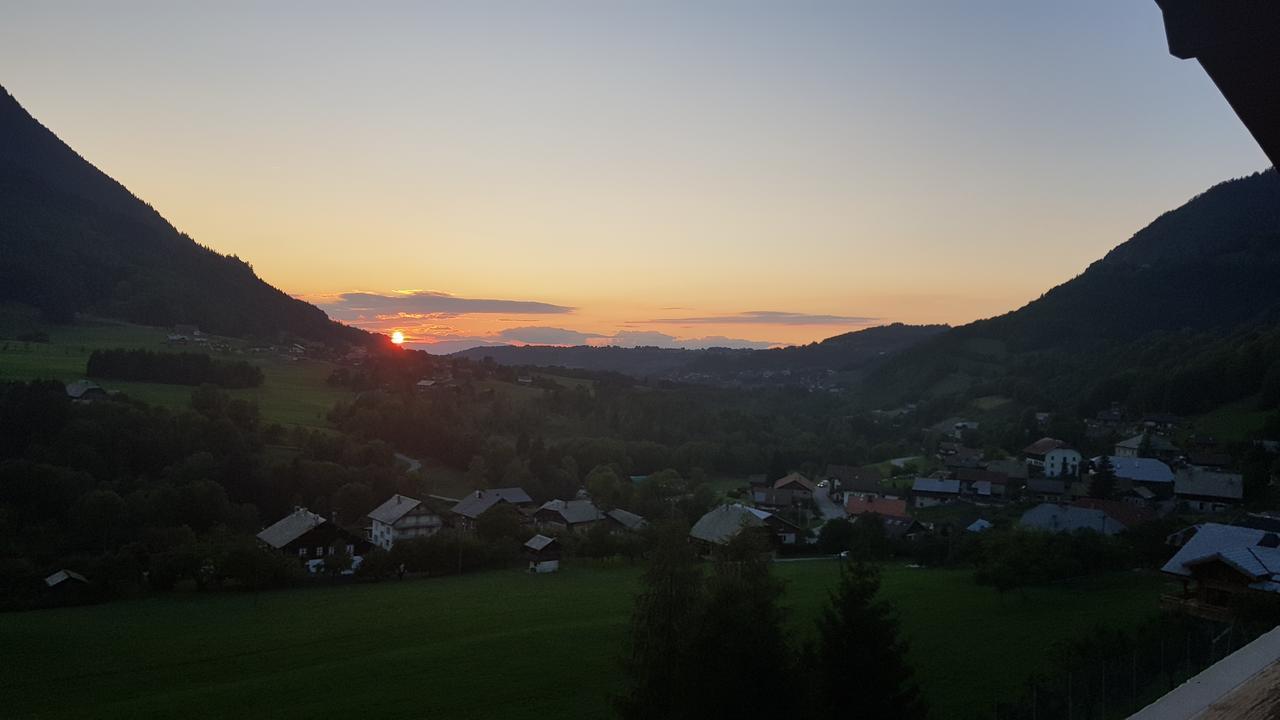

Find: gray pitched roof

[44,569,88,587]
[606,508,648,531]
[911,478,961,495]
[1018,503,1126,535]
[1175,467,1244,500]
[538,499,605,525]
[1162,524,1280,594]
[966,518,993,533]
[368,494,423,525]
[524,534,558,551]
[689,504,767,545]
[450,487,533,518]
[64,380,104,399]
[1094,456,1174,483]
[256,508,326,548]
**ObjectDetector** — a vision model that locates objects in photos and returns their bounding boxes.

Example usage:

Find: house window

[327,546,335,556]
[316,546,324,557]
[346,544,355,554]
[299,547,308,558]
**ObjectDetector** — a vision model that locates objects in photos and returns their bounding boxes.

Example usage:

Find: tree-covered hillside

[866,169,1280,417]
[0,85,365,346]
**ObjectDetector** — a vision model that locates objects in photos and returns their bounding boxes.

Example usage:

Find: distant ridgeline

[86,349,264,388]
[0,85,366,347]
[864,169,1280,417]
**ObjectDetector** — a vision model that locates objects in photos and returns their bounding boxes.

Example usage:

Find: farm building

[689,504,801,549]
[1160,523,1280,622]
[64,380,107,402]
[524,534,562,573]
[1023,437,1081,478]
[1017,503,1127,536]
[911,478,961,508]
[1174,468,1244,513]
[1114,432,1180,461]
[773,472,816,501]
[534,499,606,533]
[450,488,533,531]
[605,508,648,533]
[368,494,443,550]
[256,507,369,570]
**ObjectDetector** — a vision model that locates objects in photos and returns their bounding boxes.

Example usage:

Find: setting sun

[390,330,404,345]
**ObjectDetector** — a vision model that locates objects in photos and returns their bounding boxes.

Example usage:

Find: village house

[1023,437,1081,478]
[845,496,925,539]
[1017,503,1127,536]
[689,504,802,549]
[524,534,562,573]
[1025,477,1067,502]
[825,464,891,501]
[910,477,961,508]
[1071,497,1153,529]
[1160,523,1280,622]
[367,494,442,550]
[605,508,648,534]
[534,499,606,533]
[955,468,1010,498]
[1174,467,1244,513]
[256,507,368,571]
[772,472,816,501]
[449,488,534,531]
[751,486,797,510]
[64,380,107,402]
[1114,432,1180,461]
[845,495,909,520]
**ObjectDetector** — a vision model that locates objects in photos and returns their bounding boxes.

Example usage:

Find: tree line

[87,348,264,388]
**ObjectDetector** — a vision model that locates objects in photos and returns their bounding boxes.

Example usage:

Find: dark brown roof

[1023,437,1068,457]
[1071,498,1153,530]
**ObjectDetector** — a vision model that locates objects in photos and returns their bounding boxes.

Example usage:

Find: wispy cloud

[608,330,776,350]
[496,326,607,345]
[638,310,877,326]
[404,326,779,353]
[318,290,574,322]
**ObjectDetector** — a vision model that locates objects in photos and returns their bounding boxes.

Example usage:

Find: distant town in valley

[3,2,1280,719]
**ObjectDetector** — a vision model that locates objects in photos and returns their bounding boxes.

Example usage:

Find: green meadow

[1,563,1165,720]
[0,318,352,429]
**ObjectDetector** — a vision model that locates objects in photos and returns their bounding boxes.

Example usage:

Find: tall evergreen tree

[1089,454,1117,499]
[617,521,703,720]
[684,528,798,717]
[806,560,928,719]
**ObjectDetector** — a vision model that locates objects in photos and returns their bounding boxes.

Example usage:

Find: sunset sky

[0,1,1270,352]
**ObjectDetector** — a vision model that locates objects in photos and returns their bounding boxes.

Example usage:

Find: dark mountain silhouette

[0,85,365,345]
[865,169,1280,415]
[452,323,949,386]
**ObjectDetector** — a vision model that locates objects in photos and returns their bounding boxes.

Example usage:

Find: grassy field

[1,563,1165,720]
[1193,397,1271,442]
[0,318,351,429]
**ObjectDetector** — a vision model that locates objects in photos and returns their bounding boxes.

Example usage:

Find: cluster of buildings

[255,487,649,575]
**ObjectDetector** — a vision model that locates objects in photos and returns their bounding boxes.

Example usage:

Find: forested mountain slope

[866,169,1280,415]
[0,85,365,346]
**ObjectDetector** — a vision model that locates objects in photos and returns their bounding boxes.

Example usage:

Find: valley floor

[2,563,1166,719]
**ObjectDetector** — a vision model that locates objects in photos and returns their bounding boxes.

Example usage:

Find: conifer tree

[806,560,928,719]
